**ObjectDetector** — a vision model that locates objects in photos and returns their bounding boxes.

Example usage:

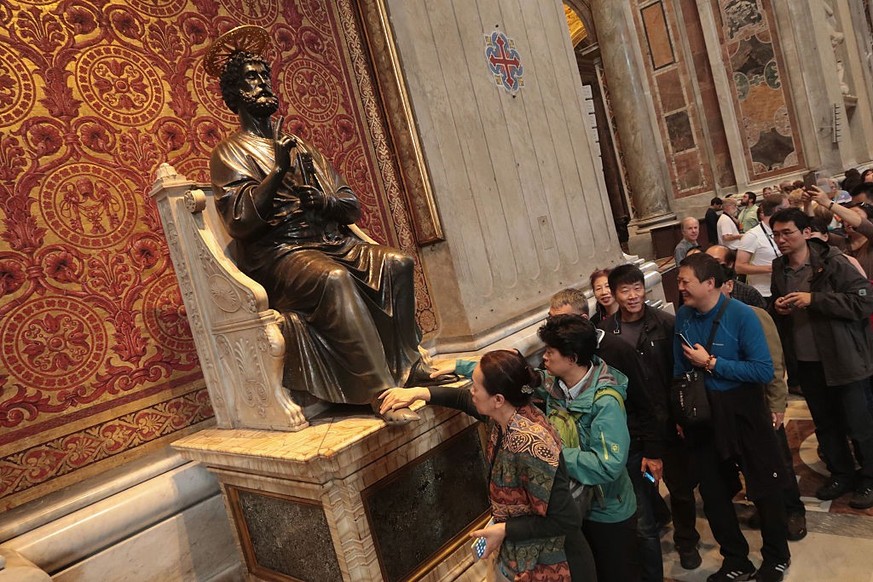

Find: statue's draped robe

[211,130,420,404]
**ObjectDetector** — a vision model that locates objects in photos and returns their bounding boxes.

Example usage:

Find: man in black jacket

[599,265,702,575]
[549,288,666,581]
[705,197,723,245]
[769,208,873,509]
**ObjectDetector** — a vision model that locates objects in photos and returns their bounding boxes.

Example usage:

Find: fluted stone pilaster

[590,0,675,225]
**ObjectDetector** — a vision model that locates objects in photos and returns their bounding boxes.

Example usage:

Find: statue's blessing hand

[272,115,296,173]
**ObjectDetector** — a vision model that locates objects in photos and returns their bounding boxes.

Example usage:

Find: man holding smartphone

[675,253,788,582]
[769,207,873,510]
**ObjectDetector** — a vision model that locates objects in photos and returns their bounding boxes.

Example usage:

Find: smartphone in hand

[470,536,487,561]
[678,332,694,349]
[803,169,819,190]
[470,517,495,561]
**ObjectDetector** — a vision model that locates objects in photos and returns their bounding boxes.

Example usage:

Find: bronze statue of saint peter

[207,30,448,422]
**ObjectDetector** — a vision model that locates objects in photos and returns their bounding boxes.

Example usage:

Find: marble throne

[151,164,490,581]
[150,163,310,432]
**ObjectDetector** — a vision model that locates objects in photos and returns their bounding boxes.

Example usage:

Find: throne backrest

[196,183,240,267]
[150,166,307,431]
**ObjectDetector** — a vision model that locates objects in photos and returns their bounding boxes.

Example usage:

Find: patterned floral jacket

[486,404,572,581]
[433,369,576,581]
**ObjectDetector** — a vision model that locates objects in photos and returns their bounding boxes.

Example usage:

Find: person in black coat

[705,197,723,246]
[599,265,704,575]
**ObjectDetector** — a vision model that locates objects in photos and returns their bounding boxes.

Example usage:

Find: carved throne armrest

[150,164,307,431]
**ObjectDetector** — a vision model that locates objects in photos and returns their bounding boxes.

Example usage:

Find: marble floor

[662,396,873,581]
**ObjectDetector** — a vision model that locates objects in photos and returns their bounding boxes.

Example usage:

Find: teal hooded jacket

[536,356,636,524]
[456,356,636,524]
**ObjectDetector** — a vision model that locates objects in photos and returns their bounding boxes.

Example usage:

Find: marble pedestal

[172,400,490,582]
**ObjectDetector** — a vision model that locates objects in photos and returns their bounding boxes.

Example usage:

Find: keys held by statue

[295,184,326,211]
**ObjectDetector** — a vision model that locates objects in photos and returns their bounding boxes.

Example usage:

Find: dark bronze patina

[207,32,447,420]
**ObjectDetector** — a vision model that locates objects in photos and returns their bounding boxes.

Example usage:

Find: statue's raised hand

[272,116,296,173]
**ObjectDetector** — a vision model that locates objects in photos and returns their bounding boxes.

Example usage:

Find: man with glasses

[769,208,873,510]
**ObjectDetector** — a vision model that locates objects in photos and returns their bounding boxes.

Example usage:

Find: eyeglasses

[771,229,799,240]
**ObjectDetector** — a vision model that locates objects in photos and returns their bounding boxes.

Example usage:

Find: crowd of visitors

[381,173,873,581]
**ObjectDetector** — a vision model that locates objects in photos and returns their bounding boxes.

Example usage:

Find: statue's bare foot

[379,406,420,425]
[404,359,460,388]
[370,393,420,425]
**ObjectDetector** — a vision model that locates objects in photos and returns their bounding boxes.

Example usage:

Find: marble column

[590,0,675,226]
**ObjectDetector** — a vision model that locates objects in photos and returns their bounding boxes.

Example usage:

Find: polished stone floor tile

[661,395,873,580]
[662,514,873,581]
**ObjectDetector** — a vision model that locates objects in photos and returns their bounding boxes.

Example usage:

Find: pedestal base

[172,400,491,582]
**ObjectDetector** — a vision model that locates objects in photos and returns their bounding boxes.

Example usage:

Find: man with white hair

[717,198,743,250]
[819,176,851,204]
[674,217,701,265]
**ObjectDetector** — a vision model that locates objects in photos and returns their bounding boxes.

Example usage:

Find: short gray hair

[549,288,589,316]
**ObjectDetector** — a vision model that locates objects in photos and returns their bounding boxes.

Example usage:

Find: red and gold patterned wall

[0,0,435,510]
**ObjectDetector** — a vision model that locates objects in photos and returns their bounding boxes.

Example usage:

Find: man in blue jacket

[674,253,789,582]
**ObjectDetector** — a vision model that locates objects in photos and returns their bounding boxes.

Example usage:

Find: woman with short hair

[589,268,617,326]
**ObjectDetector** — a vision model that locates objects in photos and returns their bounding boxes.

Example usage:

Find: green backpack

[547,387,625,448]
[547,387,625,516]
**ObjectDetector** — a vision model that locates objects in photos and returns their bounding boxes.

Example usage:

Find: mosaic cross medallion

[485,31,524,93]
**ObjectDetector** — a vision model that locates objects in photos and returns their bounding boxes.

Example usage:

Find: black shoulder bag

[670,299,730,427]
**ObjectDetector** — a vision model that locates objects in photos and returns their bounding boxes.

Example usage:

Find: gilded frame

[353,0,445,245]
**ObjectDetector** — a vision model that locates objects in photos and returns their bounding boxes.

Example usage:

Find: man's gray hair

[549,288,589,316]
[681,216,699,232]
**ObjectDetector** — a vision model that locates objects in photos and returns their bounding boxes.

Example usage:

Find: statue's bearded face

[238,61,279,117]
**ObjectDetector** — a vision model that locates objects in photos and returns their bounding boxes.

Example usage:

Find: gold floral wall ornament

[0,0,437,510]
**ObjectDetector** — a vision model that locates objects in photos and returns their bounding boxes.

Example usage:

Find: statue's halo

[204,25,271,77]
